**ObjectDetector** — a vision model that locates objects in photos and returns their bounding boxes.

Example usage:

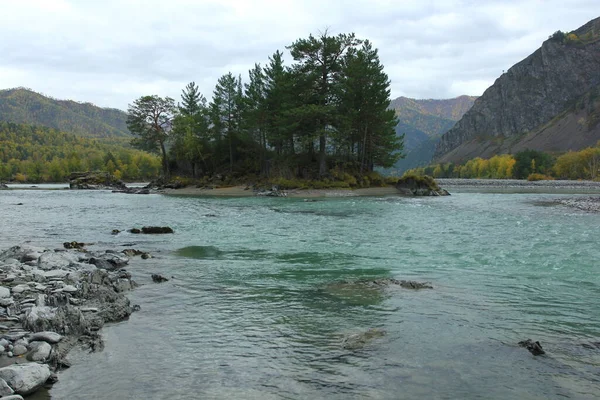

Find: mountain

[389,95,477,173]
[0,88,130,139]
[434,17,600,163]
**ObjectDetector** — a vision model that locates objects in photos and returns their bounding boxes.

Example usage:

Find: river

[0,187,599,399]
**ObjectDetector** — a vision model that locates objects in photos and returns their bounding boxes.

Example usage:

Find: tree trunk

[159,141,170,178]
[319,133,327,177]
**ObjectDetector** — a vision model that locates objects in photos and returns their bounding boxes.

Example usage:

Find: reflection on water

[0,190,598,399]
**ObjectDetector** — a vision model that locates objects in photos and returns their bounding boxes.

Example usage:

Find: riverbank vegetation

[0,122,161,182]
[127,31,403,185]
[404,144,600,181]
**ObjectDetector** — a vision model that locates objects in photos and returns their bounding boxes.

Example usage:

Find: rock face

[69,171,127,190]
[396,175,449,196]
[434,17,600,163]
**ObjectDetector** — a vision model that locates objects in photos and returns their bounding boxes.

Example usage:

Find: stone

[37,251,79,271]
[0,363,51,395]
[69,171,127,190]
[27,341,52,361]
[519,339,545,356]
[0,297,14,307]
[2,395,24,400]
[151,274,169,283]
[141,226,174,234]
[2,332,27,342]
[0,287,10,298]
[342,328,386,350]
[12,344,27,356]
[87,253,129,270]
[42,270,70,279]
[62,285,77,293]
[111,229,121,235]
[399,280,433,290]
[29,331,62,344]
[113,279,132,292]
[63,242,85,250]
[396,175,449,196]
[11,285,30,295]
[0,377,14,396]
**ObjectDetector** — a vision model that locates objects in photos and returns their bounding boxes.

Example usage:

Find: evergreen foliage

[128,31,403,181]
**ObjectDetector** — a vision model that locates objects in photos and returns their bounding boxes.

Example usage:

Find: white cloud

[0,0,597,109]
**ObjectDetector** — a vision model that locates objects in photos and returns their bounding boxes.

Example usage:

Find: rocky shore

[0,245,140,398]
[437,178,600,191]
[554,196,600,213]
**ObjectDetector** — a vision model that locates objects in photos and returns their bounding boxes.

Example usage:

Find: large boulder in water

[396,175,449,196]
[0,183,8,189]
[69,171,127,190]
[0,363,51,395]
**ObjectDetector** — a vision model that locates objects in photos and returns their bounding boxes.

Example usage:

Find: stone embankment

[0,245,142,397]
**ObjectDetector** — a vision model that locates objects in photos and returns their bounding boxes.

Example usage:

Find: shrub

[527,173,554,181]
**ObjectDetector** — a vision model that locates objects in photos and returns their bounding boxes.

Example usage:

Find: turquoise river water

[0,187,599,399]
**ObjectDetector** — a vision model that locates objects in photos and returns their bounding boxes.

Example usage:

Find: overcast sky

[0,0,597,110]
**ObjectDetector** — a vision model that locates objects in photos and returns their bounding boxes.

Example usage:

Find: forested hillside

[0,88,130,139]
[0,122,160,182]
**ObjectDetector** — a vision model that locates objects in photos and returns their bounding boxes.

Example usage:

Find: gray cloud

[0,0,597,109]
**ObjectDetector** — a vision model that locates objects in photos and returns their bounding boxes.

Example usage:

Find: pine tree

[126,95,176,177]
[287,31,362,177]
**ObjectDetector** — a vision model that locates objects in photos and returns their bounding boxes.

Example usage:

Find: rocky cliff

[434,17,600,163]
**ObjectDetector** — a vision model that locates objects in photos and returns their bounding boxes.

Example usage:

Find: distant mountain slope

[435,17,600,163]
[389,95,477,172]
[0,88,130,139]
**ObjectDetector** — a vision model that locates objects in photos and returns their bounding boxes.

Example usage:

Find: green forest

[0,122,161,182]
[127,32,403,183]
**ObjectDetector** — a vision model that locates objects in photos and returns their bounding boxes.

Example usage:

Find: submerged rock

[0,363,51,395]
[141,226,174,234]
[151,274,169,283]
[342,328,386,350]
[519,339,545,356]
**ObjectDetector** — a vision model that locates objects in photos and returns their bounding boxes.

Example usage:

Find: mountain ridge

[434,16,600,163]
[0,87,131,139]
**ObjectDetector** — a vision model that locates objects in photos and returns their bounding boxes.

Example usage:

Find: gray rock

[0,338,9,348]
[0,286,11,298]
[1,395,24,400]
[29,331,62,344]
[12,344,27,356]
[0,377,14,396]
[11,285,30,295]
[42,270,70,279]
[0,297,15,307]
[37,252,78,271]
[0,363,51,395]
[27,341,52,361]
[62,285,77,293]
[342,328,386,350]
[87,252,129,270]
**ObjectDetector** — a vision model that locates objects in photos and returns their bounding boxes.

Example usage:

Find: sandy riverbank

[162,185,402,198]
